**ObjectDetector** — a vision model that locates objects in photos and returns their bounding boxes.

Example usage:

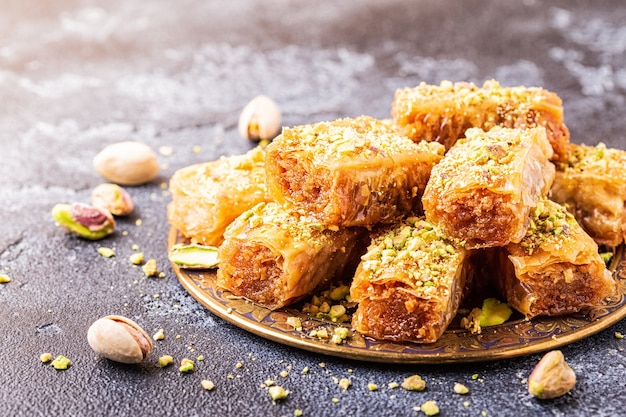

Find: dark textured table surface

[1,1,626,416]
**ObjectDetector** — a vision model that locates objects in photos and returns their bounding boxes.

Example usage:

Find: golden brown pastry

[495,198,616,318]
[550,142,626,247]
[216,202,366,310]
[350,217,471,343]
[265,116,445,227]
[167,146,271,246]
[422,126,555,249]
[391,79,570,161]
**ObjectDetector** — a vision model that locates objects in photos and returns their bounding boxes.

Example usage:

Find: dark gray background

[1,1,625,416]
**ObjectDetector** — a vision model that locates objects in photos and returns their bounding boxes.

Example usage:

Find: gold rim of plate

[169,227,626,364]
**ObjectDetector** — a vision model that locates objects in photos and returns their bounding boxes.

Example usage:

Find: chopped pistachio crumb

[286,316,302,331]
[97,247,115,258]
[236,362,244,369]
[615,332,624,339]
[388,382,400,389]
[129,252,144,265]
[294,409,303,417]
[131,244,139,251]
[331,398,339,404]
[0,274,11,283]
[39,352,52,363]
[472,374,479,380]
[454,383,469,395]
[264,379,275,387]
[197,355,204,361]
[463,401,470,407]
[338,378,351,390]
[319,362,326,368]
[158,355,174,367]
[201,379,215,391]
[159,145,174,156]
[179,358,194,373]
[153,328,165,341]
[142,259,159,277]
[600,252,614,265]
[50,355,71,370]
[158,272,166,278]
[419,400,440,416]
[280,370,289,378]
[367,383,378,391]
[135,219,143,226]
[268,385,289,401]
[401,375,426,391]
[301,366,309,374]
[334,327,349,340]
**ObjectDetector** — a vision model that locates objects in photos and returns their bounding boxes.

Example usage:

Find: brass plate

[169,227,626,364]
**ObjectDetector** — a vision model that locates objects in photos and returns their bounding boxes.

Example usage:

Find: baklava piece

[350,217,471,344]
[495,198,616,318]
[391,79,570,161]
[422,126,555,249]
[265,116,445,227]
[167,147,271,246]
[216,202,366,310]
[550,142,626,247]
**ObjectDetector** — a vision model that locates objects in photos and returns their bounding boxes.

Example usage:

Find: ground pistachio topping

[520,198,575,254]
[0,274,11,283]
[361,217,463,291]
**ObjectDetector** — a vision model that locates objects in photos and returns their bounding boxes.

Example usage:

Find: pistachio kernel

[528,350,576,399]
[91,183,134,216]
[238,95,282,142]
[87,315,153,364]
[168,243,219,269]
[52,203,115,240]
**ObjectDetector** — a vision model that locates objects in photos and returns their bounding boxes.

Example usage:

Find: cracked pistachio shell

[528,350,576,399]
[93,141,159,186]
[91,183,134,216]
[238,95,282,141]
[87,315,153,364]
[52,203,115,240]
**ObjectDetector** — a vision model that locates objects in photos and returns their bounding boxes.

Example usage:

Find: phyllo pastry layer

[422,126,555,249]
[216,202,366,310]
[391,79,570,161]
[550,142,626,247]
[496,198,616,318]
[350,217,471,344]
[265,116,445,227]
[167,147,270,246]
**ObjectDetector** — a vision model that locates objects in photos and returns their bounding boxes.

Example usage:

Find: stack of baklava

[168,80,624,344]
